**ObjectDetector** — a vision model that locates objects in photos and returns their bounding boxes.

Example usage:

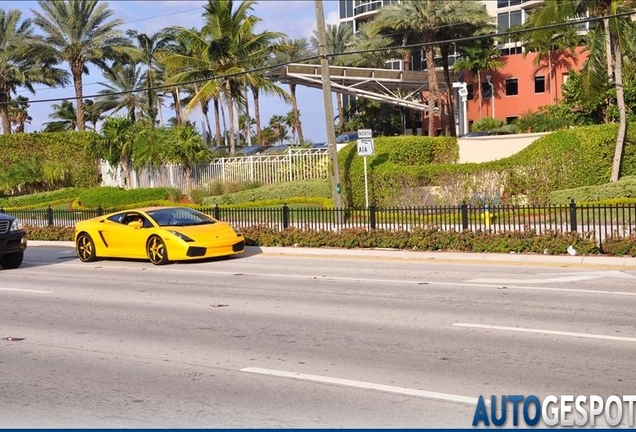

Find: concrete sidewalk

[27,241,636,269]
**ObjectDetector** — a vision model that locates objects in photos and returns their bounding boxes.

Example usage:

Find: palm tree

[43,100,77,132]
[30,0,130,131]
[0,8,67,134]
[163,124,213,193]
[311,26,353,134]
[271,38,312,141]
[160,26,225,146]
[435,1,495,135]
[200,0,283,154]
[91,116,138,187]
[240,35,289,146]
[95,63,146,122]
[368,1,444,136]
[453,39,505,120]
[8,96,32,133]
[524,0,635,181]
[126,30,174,126]
[268,114,288,144]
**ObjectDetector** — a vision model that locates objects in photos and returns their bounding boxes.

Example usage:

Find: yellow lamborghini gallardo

[74,206,244,265]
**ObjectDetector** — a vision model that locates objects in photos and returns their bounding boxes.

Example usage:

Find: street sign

[357,138,374,156]
[357,129,372,139]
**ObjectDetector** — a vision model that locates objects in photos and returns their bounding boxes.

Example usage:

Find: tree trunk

[213,98,222,147]
[225,78,236,154]
[290,83,304,144]
[425,45,437,137]
[603,17,612,79]
[252,87,263,145]
[441,44,456,137]
[0,86,11,134]
[72,62,86,131]
[610,39,626,182]
[173,87,182,126]
[478,70,482,121]
[336,93,345,135]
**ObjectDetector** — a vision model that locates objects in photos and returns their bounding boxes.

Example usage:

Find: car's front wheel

[147,235,169,265]
[76,233,98,262]
[0,251,24,269]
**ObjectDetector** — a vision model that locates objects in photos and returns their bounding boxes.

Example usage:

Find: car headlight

[10,218,23,231]
[169,230,194,242]
[232,225,242,236]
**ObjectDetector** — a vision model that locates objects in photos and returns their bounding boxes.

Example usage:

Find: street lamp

[486,75,495,119]
[452,82,468,136]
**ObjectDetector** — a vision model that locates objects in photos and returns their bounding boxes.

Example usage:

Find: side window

[505,78,518,96]
[107,213,126,224]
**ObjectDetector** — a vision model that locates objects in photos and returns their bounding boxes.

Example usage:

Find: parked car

[335,132,359,144]
[260,144,290,154]
[0,211,27,269]
[461,130,513,137]
[237,145,266,156]
[74,206,244,265]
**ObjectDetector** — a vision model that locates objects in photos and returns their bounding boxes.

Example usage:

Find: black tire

[147,235,169,265]
[0,251,23,269]
[76,233,98,262]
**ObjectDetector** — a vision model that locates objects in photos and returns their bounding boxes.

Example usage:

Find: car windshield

[146,208,216,227]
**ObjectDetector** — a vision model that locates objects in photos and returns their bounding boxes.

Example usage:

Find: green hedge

[350,124,636,207]
[550,176,636,205]
[73,187,181,209]
[0,132,100,195]
[339,135,459,207]
[201,179,332,206]
[0,188,83,210]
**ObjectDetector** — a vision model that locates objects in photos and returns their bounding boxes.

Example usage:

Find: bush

[73,187,179,209]
[0,188,82,210]
[550,176,636,205]
[201,179,331,206]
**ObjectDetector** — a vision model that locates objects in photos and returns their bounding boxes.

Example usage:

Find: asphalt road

[2,244,636,428]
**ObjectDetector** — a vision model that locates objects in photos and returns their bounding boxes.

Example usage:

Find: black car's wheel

[147,235,169,265]
[76,233,98,262]
[0,251,24,269]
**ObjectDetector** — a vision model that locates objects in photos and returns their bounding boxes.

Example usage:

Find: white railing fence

[101,148,330,192]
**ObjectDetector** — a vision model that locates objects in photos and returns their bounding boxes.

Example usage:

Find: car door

[99,212,149,258]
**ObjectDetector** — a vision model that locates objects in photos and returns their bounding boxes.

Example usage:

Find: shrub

[73,187,178,209]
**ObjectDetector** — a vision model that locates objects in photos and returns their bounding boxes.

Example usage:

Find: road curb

[27,241,636,269]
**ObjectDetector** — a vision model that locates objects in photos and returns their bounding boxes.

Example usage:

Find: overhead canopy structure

[266,63,450,112]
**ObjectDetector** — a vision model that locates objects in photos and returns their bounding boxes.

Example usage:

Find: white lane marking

[453,323,636,343]
[57,262,636,296]
[0,287,52,294]
[469,270,636,284]
[241,367,478,405]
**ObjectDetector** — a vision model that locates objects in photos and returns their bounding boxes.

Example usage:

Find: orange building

[462,48,588,130]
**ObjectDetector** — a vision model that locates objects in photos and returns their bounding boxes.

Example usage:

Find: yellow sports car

[74,206,245,265]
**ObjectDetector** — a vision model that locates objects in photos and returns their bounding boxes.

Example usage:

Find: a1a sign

[357,129,374,156]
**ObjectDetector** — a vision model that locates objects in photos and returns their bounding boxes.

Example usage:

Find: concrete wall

[458,132,548,163]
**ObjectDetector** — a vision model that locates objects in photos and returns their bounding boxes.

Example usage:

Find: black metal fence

[3,201,635,247]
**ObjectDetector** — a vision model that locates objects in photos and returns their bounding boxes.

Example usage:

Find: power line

[3,9,635,107]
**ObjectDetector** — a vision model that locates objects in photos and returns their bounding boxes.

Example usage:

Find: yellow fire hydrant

[481,205,492,229]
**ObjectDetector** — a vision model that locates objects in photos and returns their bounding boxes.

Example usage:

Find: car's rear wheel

[0,251,24,269]
[76,233,98,262]
[147,235,169,265]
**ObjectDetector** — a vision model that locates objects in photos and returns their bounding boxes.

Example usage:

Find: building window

[466,84,474,101]
[498,10,523,43]
[535,76,546,93]
[482,81,493,99]
[506,116,518,124]
[505,78,518,96]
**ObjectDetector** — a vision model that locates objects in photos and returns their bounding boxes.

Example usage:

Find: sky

[3,0,340,143]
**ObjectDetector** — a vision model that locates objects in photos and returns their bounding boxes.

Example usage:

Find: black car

[0,211,27,269]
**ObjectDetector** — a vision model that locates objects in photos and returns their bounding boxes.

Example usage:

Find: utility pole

[314,0,343,209]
